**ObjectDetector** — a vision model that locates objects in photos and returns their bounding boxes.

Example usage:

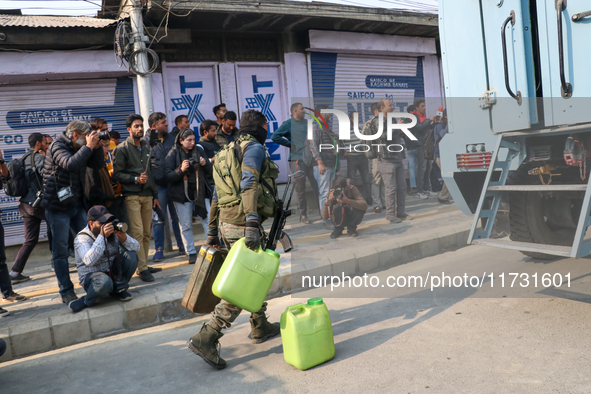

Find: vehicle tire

[507,170,575,259]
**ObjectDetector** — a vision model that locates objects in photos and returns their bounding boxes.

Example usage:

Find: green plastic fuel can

[280,298,335,370]
[212,237,281,313]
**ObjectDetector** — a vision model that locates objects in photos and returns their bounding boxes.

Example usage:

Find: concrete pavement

[0,194,471,362]
[1,246,590,393]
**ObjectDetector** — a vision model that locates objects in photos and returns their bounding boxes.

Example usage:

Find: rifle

[265,170,304,252]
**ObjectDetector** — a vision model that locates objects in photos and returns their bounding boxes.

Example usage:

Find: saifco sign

[306,107,418,153]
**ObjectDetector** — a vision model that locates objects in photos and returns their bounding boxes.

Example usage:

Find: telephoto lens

[98,131,111,140]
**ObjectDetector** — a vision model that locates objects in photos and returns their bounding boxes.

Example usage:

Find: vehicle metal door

[538,0,591,127]
[481,0,535,133]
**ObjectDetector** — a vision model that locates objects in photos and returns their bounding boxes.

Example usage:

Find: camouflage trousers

[208,222,268,331]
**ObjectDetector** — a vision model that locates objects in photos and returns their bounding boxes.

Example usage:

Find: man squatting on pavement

[187,109,281,369]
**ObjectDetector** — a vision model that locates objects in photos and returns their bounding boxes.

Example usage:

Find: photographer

[10,133,50,284]
[323,176,367,239]
[69,205,139,313]
[42,120,104,306]
[165,128,212,264]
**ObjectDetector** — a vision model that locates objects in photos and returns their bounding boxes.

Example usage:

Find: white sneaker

[417,192,428,199]
[427,190,439,196]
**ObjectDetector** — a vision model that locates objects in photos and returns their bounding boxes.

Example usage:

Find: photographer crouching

[323,176,367,239]
[69,205,140,313]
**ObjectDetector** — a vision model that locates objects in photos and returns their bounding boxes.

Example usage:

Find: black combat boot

[188,323,227,369]
[250,307,281,344]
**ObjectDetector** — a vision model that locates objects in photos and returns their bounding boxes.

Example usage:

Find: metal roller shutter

[0,77,135,246]
[310,52,425,125]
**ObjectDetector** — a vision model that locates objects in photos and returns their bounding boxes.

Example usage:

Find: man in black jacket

[148,112,184,262]
[41,120,102,305]
[10,133,50,284]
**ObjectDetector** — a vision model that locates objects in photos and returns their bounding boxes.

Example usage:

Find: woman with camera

[165,128,212,264]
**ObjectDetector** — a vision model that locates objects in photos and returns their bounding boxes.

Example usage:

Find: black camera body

[188,158,199,168]
[32,190,43,209]
[333,188,344,200]
[98,131,111,141]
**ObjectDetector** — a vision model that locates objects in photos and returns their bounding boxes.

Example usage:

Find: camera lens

[98,131,111,141]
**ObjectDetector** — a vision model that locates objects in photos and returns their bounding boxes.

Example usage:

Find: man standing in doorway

[113,114,161,282]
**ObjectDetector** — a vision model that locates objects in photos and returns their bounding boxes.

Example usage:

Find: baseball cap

[87,205,114,223]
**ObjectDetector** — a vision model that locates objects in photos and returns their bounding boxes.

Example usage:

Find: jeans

[423,159,433,191]
[153,185,184,252]
[12,203,51,274]
[82,249,138,307]
[407,147,426,191]
[46,204,87,297]
[377,160,406,218]
[174,202,197,255]
[0,221,13,298]
[313,165,335,217]
[346,155,372,205]
[124,195,153,273]
[292,161,319,216]
[371,159,385,208]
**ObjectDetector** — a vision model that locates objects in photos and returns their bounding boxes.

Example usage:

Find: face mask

[253,125,268,145]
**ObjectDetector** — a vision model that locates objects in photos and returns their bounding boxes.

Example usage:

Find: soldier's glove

[244,221,261,250]
[206,228,220,247]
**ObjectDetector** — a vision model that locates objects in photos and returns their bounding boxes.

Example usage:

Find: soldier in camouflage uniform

[187,110,280,370]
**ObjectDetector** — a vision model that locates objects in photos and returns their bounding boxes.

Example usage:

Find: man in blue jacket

[271,102,319,224]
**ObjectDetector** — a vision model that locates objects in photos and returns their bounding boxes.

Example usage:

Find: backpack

[213,135,279,220]
[422,128,437,160]
[5,152,32,197]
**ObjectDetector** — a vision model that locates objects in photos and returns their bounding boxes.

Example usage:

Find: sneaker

[373,206,381,213]
[116,291,133,302]
[427,190,439,196]
[10,273,31,284]
[0,307,9,317]
[409,187,419,196]
[322,220,334,231]
[68,296,87,313]
[3,292,26,302]
[138,270,155,282]
[62,292,78,305]
[330,229,343,239]
[416,192,428,200]
[148,266,162,273]
[387,216,402,224]
[153,250,164,262]
[438,198,452,205]
[177,248,186,256]
[397,213,413,221]
[188,254,197,264]
[300,215,312,225]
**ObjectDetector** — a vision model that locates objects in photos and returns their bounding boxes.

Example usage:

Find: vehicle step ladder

[467,134,591,258]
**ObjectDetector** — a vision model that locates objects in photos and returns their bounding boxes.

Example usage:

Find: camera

[188,158,199,168]
[98,131,110,141]
[32,190,43,209]
[333,188,343,200]
[110,218,128,233]
[57,186,75,205]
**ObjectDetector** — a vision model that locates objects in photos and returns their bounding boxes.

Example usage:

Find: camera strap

[30,152,42,189]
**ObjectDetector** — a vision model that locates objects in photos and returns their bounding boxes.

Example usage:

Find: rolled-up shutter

[0,77,135,246]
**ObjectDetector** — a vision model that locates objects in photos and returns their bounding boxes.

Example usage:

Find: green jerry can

[280,298,335,370]
[212,237,281,313]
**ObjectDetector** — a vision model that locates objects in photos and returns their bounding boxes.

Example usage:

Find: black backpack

[422,128,437,160]
[5,152,32,197]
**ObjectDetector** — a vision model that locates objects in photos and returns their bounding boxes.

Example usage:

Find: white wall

[0,50,130,84]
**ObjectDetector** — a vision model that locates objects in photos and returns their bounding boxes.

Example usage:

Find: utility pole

[127,0,154,128]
